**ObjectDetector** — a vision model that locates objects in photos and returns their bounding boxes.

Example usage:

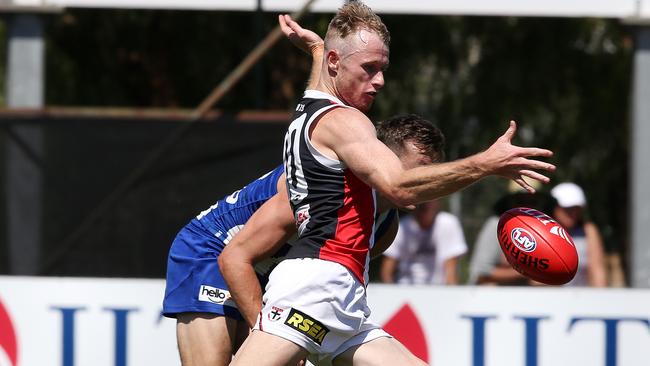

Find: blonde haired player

[163,11,447,366]
[231,1,555,365]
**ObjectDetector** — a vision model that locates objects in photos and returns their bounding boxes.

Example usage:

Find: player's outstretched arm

[389,120,556,200]
[317,110,555,207]
[219,177,296,328]
[474,121,555,193]
[279,14,324,90]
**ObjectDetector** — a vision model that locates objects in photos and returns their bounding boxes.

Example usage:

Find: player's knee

[176,314,237,366]
[179,347,232,366]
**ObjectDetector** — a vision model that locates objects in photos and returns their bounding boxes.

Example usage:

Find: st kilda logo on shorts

[284,308,329,345]
[268,306,284,322]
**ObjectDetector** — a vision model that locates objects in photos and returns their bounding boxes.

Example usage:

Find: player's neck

[315,80,340,101]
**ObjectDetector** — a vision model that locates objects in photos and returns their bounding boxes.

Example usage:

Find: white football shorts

[254,258,391,364]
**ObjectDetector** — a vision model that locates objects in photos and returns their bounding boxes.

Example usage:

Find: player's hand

[481,121,555,193]
[279,14,324,55]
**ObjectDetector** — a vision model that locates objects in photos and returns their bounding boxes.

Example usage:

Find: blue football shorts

[162,221,243,320]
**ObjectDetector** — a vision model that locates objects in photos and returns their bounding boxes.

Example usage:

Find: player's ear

[326,49,340,75]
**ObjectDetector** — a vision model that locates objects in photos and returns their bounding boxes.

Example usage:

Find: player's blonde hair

[324,1,390,50]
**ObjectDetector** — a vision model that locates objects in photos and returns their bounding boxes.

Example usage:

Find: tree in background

[372,16,630,269]
[26,10,632,278]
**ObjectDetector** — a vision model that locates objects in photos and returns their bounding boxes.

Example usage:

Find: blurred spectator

[606,251,627,287]
[468,181,555,285]
[380,200,467,285]
[551,182,607,287]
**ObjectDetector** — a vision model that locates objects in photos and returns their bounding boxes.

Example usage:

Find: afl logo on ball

[511,228,537,252]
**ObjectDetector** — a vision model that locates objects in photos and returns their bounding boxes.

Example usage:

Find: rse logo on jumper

[284,308,329,345]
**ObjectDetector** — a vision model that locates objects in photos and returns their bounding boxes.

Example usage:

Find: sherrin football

[497,207,579,285]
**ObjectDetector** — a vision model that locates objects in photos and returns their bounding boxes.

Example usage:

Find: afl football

[497,207,578,285]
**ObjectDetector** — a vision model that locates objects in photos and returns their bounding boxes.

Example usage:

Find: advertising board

[0,276,648,366]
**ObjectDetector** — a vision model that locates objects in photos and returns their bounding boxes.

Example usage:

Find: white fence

[0,276,649,366]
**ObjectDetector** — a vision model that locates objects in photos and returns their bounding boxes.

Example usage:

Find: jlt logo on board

[3,296,649,366]
[383,302,650,366]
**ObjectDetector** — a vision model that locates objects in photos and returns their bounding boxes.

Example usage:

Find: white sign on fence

[0,276,649,366]
[367,285,650,366]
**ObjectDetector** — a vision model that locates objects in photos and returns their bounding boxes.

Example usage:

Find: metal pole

[630,25,650,288]
[5,13,44,275]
